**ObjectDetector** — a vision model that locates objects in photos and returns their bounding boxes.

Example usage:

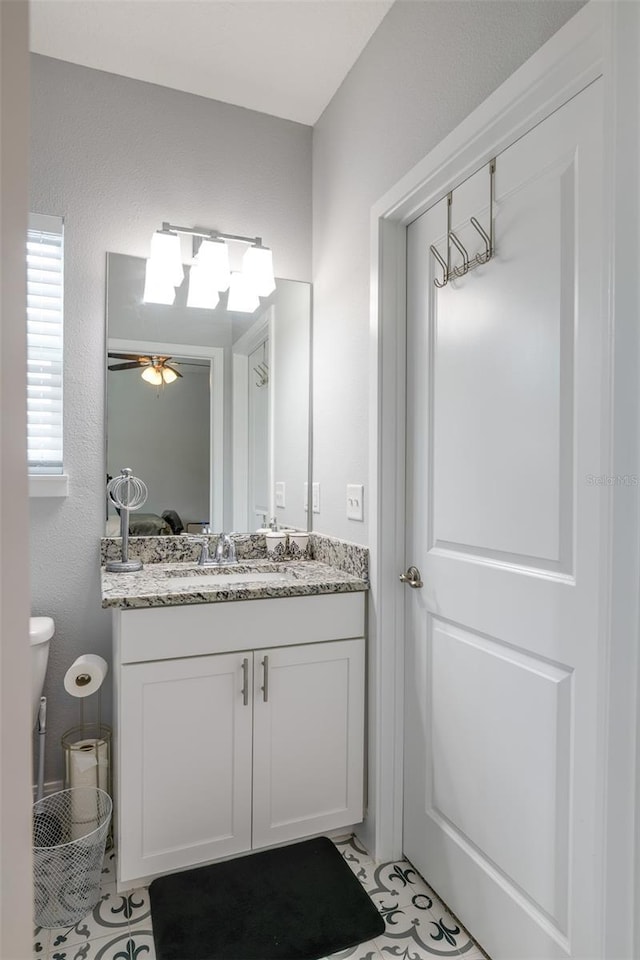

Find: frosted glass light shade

[226,271,260,313]
[143,258,176,305]
[149,231,184,287]
[141,365,163,386]
[196,239,231,292]
[187,261,220,309]
[161,367,178,384]
[243,245,276,296]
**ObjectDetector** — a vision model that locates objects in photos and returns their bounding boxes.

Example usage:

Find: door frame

[366,2,640,955]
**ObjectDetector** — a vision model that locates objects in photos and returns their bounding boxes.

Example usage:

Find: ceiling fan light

[187,260,220,309]
[243,245,275,297]
[195,238,231,292]
[226,271,260,313]
[141,365,163,386]
[143,257,176,305]
[162,366,178,384]
[149,230,184,288]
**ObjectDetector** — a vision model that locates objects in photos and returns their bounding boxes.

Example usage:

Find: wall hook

[449,230,470,277]
[428,157,495,288]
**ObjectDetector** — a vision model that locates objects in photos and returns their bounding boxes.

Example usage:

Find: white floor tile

[322,938,383,960]
[47,888,131,951]
[40,834,489,960]
[48,928,155,960]
[33,926,50,957]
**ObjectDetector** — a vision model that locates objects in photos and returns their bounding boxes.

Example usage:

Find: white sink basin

[167,570,293,590]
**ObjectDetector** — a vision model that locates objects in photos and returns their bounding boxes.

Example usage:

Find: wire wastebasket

[33,787,112,928]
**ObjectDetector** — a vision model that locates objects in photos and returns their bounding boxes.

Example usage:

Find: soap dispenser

[256,514,271,535]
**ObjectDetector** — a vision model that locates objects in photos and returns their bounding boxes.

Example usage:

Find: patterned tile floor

[33,836,490,960]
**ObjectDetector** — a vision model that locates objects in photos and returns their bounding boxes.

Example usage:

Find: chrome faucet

[214,533,237,565]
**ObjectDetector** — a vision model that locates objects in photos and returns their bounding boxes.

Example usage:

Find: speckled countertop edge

[100,531,369,581]
[101,558,368,609]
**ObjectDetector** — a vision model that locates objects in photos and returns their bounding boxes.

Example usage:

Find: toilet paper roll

[63,655,108,698]
[69,739,109,839]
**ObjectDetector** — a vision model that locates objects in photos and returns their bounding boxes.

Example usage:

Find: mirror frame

[106,336,225,531]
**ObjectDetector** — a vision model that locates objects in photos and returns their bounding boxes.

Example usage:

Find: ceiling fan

[108,352,183,385]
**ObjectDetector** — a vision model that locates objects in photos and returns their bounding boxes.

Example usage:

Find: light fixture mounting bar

[161,222,263,247]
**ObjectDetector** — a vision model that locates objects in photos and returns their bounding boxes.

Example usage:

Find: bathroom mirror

[105,253,311,535]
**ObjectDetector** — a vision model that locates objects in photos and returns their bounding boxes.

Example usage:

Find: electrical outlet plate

[304,482,309,511]
[275,481,285,508]
[312,482,320,514]
[346,483,364,521]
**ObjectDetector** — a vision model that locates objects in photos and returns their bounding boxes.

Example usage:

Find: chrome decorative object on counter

[106,468,148,573]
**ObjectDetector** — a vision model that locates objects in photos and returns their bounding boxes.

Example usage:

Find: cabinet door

[252,637,365,848]
[119,652,253,885]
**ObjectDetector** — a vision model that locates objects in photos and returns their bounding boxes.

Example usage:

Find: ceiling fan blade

[108,362,143,371]
[165,364,183,378]
[109,352,155,363]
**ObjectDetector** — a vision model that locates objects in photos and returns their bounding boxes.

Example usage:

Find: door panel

[430,620,571,928]
[119,652,253,884]
[252,638,364,848]
[432,158,575,569]
[404,80,604,959]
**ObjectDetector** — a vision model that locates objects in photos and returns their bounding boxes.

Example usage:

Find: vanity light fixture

[186,259,220,310]
[143,256,176,305]
[242,245,276,297]
[227,271,260,313]
[150,231,184,287]
[143,222,275,313]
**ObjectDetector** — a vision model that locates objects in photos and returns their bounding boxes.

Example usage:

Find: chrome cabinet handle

[241,657,249,706]
[262,655,269,702]
[399,565,423,588]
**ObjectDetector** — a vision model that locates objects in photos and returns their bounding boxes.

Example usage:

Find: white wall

[0,3,33,956]
[311,0,585,544]
[29,55,312,781]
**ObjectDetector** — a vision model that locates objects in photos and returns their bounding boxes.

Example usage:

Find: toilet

[30,616,54,728]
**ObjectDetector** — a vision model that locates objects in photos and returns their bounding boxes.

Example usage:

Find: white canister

[288,532,310,559]
[265,531,287,559]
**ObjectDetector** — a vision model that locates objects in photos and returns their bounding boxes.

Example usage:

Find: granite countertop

[101,558,368,609]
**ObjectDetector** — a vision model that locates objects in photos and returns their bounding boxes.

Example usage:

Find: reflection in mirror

[105,253,311,535]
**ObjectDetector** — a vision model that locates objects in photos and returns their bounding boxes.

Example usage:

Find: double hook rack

[430,158,496,288]
[253,361,269,387]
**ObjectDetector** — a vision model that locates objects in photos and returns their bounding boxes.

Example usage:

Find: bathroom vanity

[102,539,368,890]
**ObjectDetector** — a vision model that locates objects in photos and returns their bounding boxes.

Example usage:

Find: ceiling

[29,0,394,125]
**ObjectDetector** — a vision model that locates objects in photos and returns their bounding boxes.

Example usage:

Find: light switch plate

[346,483,364,521]
[275,481,285,508]
[304,482,309,512]
[312,482,320,514]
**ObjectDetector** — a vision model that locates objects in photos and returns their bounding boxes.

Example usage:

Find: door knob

[399,565,423,588]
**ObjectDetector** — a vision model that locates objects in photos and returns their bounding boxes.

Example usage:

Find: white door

[248,338,270,527]
[404,80,605,959]
[252,638,365,848]
[119,652,253,885]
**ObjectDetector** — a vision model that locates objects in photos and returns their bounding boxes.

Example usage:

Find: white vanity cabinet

[112,592,365,888]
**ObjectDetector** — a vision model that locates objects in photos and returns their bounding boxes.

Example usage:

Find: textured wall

[29,55,312,781]
[312,0,585,543]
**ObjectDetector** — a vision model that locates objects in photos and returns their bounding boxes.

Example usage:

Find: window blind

[27,213,64,475]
